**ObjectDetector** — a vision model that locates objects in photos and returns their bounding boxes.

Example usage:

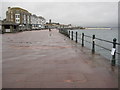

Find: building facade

[6,7,31,31]
[31,14,46,30]
[2,7,46,33]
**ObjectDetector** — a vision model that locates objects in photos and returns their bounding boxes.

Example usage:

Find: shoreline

[85,27,112,30]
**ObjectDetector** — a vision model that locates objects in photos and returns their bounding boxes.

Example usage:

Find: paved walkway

[2,29,118,88]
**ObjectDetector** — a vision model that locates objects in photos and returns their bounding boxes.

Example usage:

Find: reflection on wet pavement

[2,30,118,88]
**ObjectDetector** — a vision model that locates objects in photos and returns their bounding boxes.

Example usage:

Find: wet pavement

[2,29,118,88]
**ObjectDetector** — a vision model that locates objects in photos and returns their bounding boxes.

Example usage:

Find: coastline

[85,27,112,30]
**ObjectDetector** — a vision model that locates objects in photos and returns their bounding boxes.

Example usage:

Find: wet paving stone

[2,29,118,88]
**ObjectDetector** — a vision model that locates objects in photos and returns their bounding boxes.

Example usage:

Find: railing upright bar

[82,33,84,47]
[76,32,78,43]
[111,38,117,66]
[71,31,73,40]
[92,35,95,54]
[69,31,70,38]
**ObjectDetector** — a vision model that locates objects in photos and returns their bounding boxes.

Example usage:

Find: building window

[15,14,20,23]
[15,14,20,18]
[15,19,20,23]
[15,15,17,18]
[18,15,20,18]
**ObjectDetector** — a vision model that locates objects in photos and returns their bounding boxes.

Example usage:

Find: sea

[69,28,119,65]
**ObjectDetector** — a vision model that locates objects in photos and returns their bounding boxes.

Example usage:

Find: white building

[31,14,46,30]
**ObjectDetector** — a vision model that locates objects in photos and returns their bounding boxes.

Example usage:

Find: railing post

[82,33,84,47]
[111,38,117,66]
[76,32,78,43]
[71,31,73,40]
[69,31,70,38]
[92,35,95,54]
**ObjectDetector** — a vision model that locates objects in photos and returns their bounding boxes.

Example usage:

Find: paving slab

[2,29,118,88]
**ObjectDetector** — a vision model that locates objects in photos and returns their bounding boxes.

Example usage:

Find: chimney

[49,19,51,24]
[8,7,11,10]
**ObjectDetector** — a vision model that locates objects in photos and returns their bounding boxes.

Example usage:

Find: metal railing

[59,28,69,37]
[59,29,120,66]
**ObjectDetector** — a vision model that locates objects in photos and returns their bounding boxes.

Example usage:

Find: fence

[59,29,120,66]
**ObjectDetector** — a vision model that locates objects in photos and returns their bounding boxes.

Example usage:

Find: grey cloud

[1,2,118,27]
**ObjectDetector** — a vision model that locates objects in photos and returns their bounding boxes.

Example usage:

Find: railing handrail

[95,37,113,43]
[81,34,120,46]
[84,34,92,38]
[82,33,120,54]
[83,34,120,45]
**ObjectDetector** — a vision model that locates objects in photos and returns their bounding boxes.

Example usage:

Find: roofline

[9,7,31,14]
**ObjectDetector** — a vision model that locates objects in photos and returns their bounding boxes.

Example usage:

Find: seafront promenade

[2,29,118,88]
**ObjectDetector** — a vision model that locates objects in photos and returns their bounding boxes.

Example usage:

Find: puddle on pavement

[11,45,72,50]
[64,79,87,83]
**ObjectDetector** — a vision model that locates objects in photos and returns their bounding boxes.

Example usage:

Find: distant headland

[84,27,112,30]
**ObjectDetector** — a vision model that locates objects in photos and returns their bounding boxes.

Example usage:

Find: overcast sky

[1,1,118,27]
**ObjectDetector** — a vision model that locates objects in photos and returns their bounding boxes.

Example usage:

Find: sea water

[70,28,119,64]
